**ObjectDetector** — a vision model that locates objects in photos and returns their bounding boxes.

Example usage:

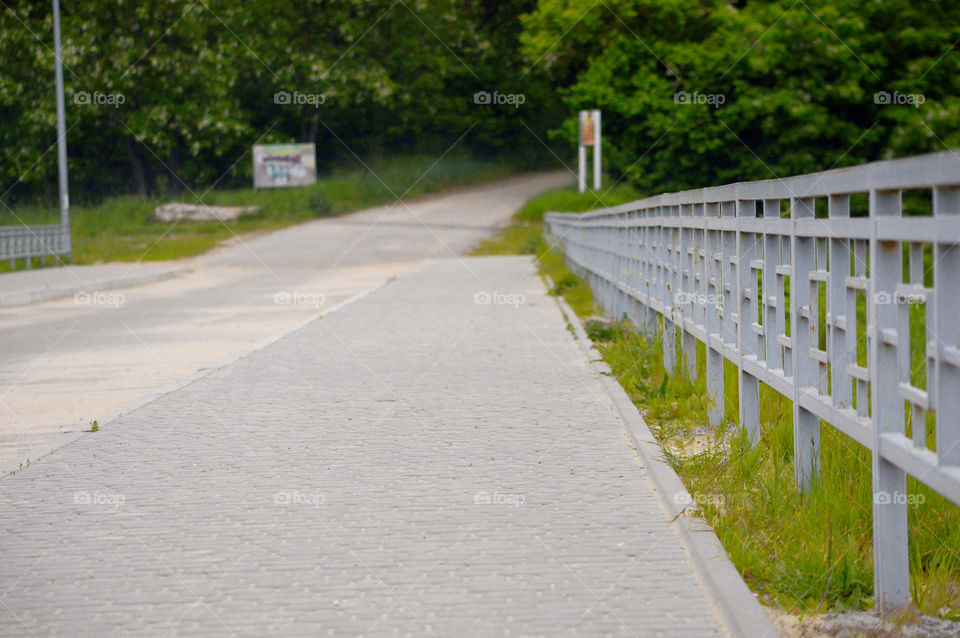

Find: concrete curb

[0,265,192,308]
[553,296,781,638]
[1,276,395,480]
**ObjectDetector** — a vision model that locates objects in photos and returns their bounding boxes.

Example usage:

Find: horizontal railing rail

[544,150,960,613]
[0,223,71,268]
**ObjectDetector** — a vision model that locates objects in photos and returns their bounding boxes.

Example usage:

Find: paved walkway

[0,256,732,636]
[0,172,569,464]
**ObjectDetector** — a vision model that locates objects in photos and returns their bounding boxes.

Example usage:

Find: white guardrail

[544,151,960,612]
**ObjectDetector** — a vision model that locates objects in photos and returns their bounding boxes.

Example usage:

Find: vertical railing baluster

[681,204,697,379]
[791,197,820,489]
[642,209,655,337]
[870,188,909,612]
[763,200,782,374]
[662,206,677,372]
[933,186,960,467]
[706,202,724,426]
[738,199,761,445]
[828,195,852,410]
[694,203,707,360]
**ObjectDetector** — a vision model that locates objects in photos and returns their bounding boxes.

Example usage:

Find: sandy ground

[767,606,960,638]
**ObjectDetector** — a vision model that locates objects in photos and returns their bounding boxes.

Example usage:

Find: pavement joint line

[0,271,405,480]
[553,294,781,638]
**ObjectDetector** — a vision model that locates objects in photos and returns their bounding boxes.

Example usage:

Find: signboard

[253,143,317,189]
[580,113,595,146]
[578,110,601,193]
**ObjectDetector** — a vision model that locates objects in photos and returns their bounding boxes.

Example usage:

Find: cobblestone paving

[0,256,726,637]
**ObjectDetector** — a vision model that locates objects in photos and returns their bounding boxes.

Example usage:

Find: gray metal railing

[0,223,71,268]
[544,151,960,613]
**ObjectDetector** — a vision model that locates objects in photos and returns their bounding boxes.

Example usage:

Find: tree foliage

[522,0,960,193]
[0,0,561,203]
[5,0,959,205]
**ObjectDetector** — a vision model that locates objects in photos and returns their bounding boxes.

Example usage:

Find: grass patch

[470,181,639,261]
[2,153,525,267]
[511,182,641,224]
[471,223,545,257]
[538,247,599,318]
[480,186,960,621]
[471,181,639,315]
[588,319,960,619]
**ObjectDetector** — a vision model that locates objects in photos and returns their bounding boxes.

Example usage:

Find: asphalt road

[0,171,570,463]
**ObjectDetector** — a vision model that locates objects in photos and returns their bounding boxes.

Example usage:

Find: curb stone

[0,265,191,308]
[553,295,782,638]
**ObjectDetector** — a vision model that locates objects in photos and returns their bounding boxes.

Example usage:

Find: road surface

[0,171,570,463]
[0,256,735,636]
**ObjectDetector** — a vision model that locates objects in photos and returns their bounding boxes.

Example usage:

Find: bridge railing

[0,223,71,268]
[544,151,960,613]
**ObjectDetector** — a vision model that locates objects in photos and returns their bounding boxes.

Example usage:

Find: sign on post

[253,143,317,189]
[578,110,601,193]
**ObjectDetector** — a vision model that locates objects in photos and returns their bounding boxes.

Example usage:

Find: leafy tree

[0,0,562,204]
[522,0,960,194]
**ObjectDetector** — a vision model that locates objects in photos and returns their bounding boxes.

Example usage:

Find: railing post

[828,195,853,410]
[662,207,677,373]
[620,214,631,321]
[738,199,761,445]
[680,204,697,379]
[641,210,658,337]
[790,197,820,489]
[626,211,639,329]
[693,203,708,379]
[762,200,783,375]
[870,188,910,612]
[613,216,625,320]
[719,202,738,422]
[706,202,724,426]
[722,202,738,351]
[933,186,960,467]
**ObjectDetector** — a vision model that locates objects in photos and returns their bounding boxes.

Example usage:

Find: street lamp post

[52,0,71,261]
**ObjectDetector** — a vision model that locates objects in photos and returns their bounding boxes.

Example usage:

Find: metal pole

[578,111,586,194]
[593,110,601,191]
[53,0,71,260]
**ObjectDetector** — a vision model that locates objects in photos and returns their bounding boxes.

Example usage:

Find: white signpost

[253,143,317,189]
[578,110,601,193]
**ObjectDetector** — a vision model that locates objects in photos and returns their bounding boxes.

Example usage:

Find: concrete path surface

[0,172,569,463]
[0,256,740,637]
